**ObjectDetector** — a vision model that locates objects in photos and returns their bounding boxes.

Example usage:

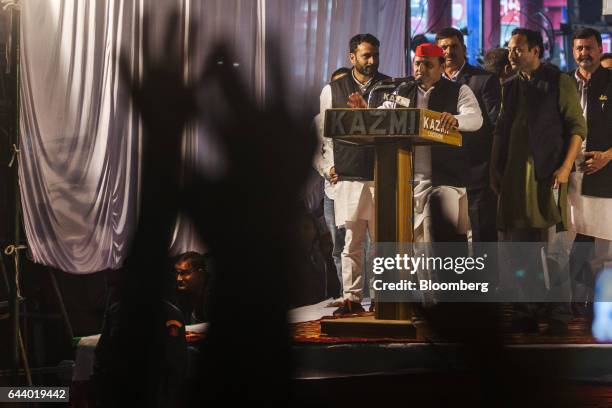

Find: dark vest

[396,77,467,187]
[330,72,390,180]
[498,63,566,181]
[456,64,498,189]
[569,67,612,198]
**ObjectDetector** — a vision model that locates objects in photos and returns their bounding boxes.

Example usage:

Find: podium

[320,108,462,338]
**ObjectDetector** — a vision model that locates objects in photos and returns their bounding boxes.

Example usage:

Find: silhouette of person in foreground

[100,12,576,407]
[104,13,316,407]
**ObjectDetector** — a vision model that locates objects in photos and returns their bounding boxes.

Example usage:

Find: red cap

[415,43,444,58]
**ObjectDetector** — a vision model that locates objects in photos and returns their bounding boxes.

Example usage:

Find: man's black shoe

[333,300,365,316]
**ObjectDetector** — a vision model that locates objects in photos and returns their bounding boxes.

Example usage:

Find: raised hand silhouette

[110,11,317,406]
[119,12,199,136]
[183,43,317,241]
[180,42,317,405]
[111,12,203,408]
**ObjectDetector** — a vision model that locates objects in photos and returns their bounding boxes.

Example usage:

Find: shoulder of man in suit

[464,63,495,78]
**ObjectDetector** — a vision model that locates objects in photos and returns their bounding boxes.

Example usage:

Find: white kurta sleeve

[455,84,483,132]
[318,85,334,178]
[313,113,334,178]
[320,84,332,113]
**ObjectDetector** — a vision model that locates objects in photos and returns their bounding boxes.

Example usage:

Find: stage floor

[290,298,598,344]
[73,299,612,383]
[289,299,612,383]
[68,299,612,406]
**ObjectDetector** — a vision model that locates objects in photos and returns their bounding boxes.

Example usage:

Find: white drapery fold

[19,0,407,273]
[20,0,143,273]
[266,0,406,104]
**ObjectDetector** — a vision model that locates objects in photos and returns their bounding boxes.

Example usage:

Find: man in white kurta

[568,29,612,304]
[316,34,390,313]
[317,93,376,307]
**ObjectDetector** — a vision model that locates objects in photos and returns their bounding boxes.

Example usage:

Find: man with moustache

[567,28,612,313]
[318,34,390,314]
[491,28,586,334]
[436,28,500,243]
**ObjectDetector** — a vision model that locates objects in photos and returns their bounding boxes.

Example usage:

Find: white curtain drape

[20,0,142,273]
[266,0,407,106]
[19,0,407,274]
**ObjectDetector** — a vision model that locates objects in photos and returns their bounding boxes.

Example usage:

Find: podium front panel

[324,108,462,147]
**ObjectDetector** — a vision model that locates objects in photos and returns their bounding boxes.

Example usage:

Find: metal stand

[1,7,74,393]
[48,268,75,341]
[3,4,24,385]
[1,249,32,386]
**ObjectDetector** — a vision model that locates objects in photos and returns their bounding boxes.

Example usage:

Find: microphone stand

[390,77,421,108]
[367,80,401,108]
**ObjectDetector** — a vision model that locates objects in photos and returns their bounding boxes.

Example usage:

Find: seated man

[175,251,212,324]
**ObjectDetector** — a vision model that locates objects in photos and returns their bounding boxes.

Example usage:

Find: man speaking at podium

[318,33,390,315]
[348,43,483,243]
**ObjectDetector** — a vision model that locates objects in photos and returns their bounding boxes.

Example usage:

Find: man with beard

[567,28,612,315]
[491,28,586,334]
[318,33,389,314]
[436,27,500,244]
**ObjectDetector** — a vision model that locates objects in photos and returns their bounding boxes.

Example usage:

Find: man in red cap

[349,42,483,243]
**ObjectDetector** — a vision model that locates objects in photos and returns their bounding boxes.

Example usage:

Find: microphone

[367,77,416,108]
[368,80,400,108]
[393,76,421,92]
[379,77,421,108]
